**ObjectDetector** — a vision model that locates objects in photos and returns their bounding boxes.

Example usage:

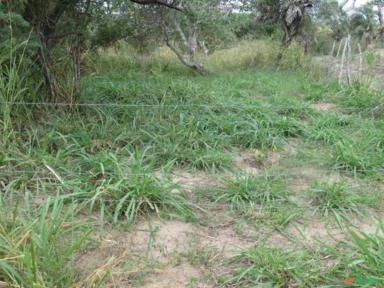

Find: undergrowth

[0,196,93,287]
[1,40,384,287]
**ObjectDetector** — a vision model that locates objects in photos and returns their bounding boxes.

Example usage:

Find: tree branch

[130,0,183,11]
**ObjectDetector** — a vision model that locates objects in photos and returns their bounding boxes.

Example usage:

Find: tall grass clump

[145,46,193,75]
[0,196,92,287]
[278,41,309,70]
[336,82,384,112]
[84,150,195,224]
[306,181,368,225]
[332,133,384,175]
[0,57,27,145]
[207,40,311,72]
[342,221,384,286]
[84,44,142,75]
[222,246,328,287]
[212,175,288,210]
[207,40,280,71]
[308,113,350,144]
[85,44,192,77]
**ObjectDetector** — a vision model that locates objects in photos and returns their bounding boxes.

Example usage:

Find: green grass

[1,40,384,287]
[221,245,332,287]
[0,196,93,287]
[0,56,28,145]
[211,175,288,209]
[208,175,300,227]
[331,124,384,175]
[83,149,195,224]
[221,222,384,287]
[306,181,369,225]
[308,113,350,144]
[323,220,384,287]
[335,82,384,112]
[219,222,384,287]
[343,221,384,286]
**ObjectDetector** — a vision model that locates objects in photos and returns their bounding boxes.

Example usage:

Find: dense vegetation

[1,0,384,287]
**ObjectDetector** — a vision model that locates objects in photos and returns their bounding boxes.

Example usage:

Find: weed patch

[221,246,330,287]
[306,181,368,225]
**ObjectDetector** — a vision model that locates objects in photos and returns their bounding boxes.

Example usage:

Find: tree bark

[165,36,210,76]
[162,18,210,76]
[37,33,59,101]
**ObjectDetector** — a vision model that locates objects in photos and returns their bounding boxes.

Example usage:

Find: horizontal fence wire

[84,203,384,213]
[5,196,384,213]
[0,101,382,111]
[2,169,384,177]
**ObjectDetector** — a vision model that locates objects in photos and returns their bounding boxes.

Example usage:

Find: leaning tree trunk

[162,20,210,76]
[165,38,210,75]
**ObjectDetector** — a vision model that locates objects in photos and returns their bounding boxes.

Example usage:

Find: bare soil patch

[310,103,339,112]
[233,148,287,175]
[198,226,255,258]
[233,149,264,175]
[172,170,220,194]
[76,215,257,287]
[141,263,205,288]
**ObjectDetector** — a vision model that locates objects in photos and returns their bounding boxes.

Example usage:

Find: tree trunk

[282,24,291,46]
[23,0,78,102]
[165,38,210,75]
[73,37,82,103]
[162,20,210,76]
[37,32,60,101]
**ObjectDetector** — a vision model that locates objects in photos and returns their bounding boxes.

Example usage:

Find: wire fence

[1,101,382,111]
[2,167,384,175]
[0,166,384,179]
